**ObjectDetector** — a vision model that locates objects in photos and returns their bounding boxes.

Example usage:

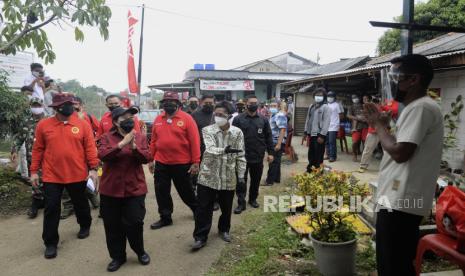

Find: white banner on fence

[0,51,34,88]
[200,80,254,91]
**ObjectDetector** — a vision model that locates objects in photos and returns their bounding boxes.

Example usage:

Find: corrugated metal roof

[369,33,465,65]
[282,48,465,87]
[297,56,370,75]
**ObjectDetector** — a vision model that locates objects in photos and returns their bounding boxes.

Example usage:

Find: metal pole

[401,0,414,55]
[137,4,145,106]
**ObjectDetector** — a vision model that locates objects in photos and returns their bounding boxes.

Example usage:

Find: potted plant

[295,167,369,276]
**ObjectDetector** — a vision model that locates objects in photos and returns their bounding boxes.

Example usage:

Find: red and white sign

[127,11,139,94]
[200,80,255,91]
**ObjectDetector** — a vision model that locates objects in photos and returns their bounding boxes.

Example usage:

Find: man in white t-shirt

[23,63,45,100]
[365,54,443,276]
[325,91,343,162]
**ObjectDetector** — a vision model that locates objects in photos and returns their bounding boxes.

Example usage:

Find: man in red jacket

[97,95,141,139]
[31,93,99,259]
[149,91,200,230]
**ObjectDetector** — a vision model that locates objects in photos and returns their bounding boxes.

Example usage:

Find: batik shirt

[270,111,288,145]
[198,124,247,191]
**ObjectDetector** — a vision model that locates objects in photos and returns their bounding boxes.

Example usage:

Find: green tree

[0,0,112,64]
[0,71,29,139]
[59,79,108,119]
[376,0,465,55]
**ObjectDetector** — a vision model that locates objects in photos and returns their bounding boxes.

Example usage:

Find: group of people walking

[14,64,289,272]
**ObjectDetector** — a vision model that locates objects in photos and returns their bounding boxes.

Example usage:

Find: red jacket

[98,130,152,198]
[97,111,141,139]
[31,115,99,184]
[150,110,201,165]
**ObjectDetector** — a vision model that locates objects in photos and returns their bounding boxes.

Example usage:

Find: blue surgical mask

[270,107,278,115]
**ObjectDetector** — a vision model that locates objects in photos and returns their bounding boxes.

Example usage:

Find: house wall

[429,69,465,169]
[254,83,268,102]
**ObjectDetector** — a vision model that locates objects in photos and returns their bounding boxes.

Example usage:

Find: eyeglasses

[388,72,413,84]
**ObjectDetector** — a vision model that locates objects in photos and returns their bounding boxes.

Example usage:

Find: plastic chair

[415,233,465,275]
[337,126,349,153]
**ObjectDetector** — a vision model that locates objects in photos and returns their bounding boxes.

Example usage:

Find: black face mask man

[57,102,74,117]
[119,118,135,133]
[201,103,214,114]
[163,101,178,115]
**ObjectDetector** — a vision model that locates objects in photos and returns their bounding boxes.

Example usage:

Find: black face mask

[57,103,74,117]
[119,118,135,133]
[201,104,214,114]
[247,104,258,113]
[390,80,408,103]
[189,103,198,110]
[108,105,119,111]
[163,102,178,115]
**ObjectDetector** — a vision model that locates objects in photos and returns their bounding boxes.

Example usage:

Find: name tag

[258,128,263,134]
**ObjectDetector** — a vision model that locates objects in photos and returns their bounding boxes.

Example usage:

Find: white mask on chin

[31,107,44,115]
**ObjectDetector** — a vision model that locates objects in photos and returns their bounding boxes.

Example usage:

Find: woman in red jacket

[98,106,152,272]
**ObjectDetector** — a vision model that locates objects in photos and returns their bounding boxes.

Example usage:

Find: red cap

[48,93,77,107]
[161,91,180,102]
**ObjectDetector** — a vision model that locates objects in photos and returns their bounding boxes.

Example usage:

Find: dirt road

[0,137,378,276]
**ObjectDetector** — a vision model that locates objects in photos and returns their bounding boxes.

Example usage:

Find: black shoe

[150,219,173,230]
[233,205,246,214]
[249,201,259,208]
[219,232,231,243]
[191,240,206,251]
[77,227,90,239]
[213,202,220,211]
[27,206,38,219]
[107,259,126,272]
[138,252,150,265]
[44,245,57,259]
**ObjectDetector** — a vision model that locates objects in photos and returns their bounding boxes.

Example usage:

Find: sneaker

[233,205,246,214]
[191,240,207,251]
[219,232,231,243]
[248,201,259,208]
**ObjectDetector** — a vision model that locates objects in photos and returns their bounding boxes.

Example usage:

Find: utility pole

[137,4,145,106]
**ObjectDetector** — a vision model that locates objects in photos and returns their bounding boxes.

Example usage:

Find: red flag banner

[127,11,139,94]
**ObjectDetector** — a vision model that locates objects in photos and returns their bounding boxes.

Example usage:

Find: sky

[40,0,406,92]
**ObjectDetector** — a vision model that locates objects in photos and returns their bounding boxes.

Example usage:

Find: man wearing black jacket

[232,95,274,214]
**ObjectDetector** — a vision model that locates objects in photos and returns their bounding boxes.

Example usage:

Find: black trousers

[376,209,423,276]
[236,162,263,205]
[307,136,326,172]
[100,194,146,261]
[42,182,92,246]
[154,162,198,221]
[193,185,235,242]
[266,145,284,184]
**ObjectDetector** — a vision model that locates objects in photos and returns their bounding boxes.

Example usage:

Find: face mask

[57,103,74,117]
[31,107,44,115]
[352,98,360,104]
[201,104,214,114]
[163,102,178,115]
[119,118,135,133]
[270,107,278,115]
[247,104,258,112]
[32,71,40,78]
[215,116,228,127]
[108,105,119,111]
[315,96,324,103]
[390,80,409,103]
[189,102,198,110]
[327,97,335,103]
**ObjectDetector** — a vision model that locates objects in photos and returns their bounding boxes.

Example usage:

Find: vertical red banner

[127,11,139,94]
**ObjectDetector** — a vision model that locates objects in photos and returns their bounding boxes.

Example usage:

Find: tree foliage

[0,71,29,139]
[377,0,465,55]
[0,0,112,64]
[59,79,108,119]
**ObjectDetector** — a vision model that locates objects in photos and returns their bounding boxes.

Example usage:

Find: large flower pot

[310,233,357,276]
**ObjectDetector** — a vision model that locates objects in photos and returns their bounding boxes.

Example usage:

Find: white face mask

[327,97,335,103]
[352,98,360,104]
[32,71,40,78]
[215,116,228,127]
[315,96,324,103]
[31,107,44,115]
